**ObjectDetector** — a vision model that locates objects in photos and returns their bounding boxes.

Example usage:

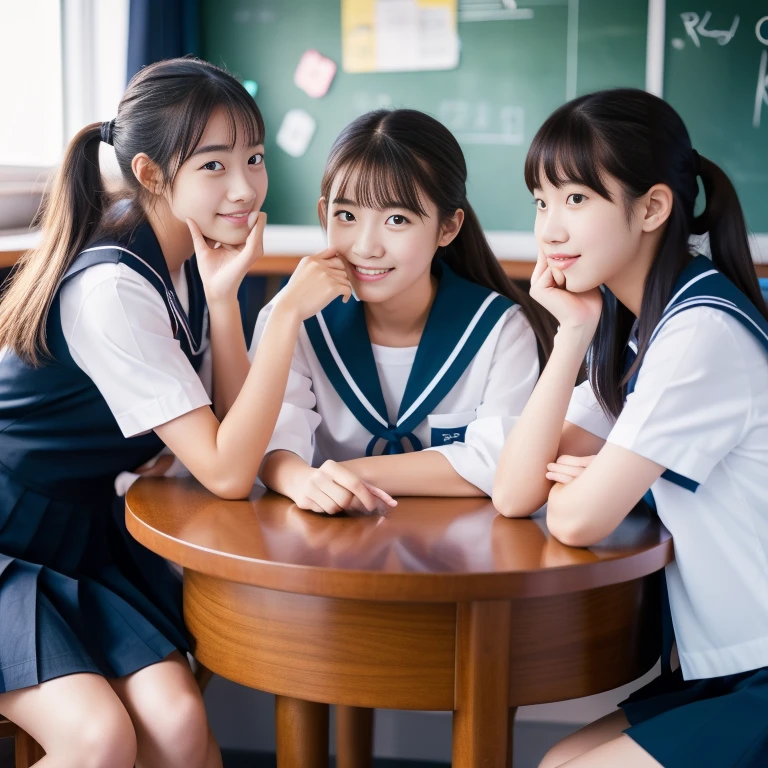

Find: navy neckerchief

[66,223,208,368]
[623,255,768,675]
[304,262,514,456]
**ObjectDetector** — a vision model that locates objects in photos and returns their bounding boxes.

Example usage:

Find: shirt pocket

[428,411,477,447]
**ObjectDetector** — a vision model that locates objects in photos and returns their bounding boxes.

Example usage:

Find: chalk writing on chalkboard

[438,100,524,145]
[680,11,739,47]
[672,11,768,130]
[753,16,768,129]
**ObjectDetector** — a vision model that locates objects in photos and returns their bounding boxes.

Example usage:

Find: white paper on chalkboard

[276,109,317,157]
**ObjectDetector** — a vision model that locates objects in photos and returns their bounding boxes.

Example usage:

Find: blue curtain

[126,0,200,83]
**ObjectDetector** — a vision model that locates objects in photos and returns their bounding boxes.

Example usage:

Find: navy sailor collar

[304,261,513,455]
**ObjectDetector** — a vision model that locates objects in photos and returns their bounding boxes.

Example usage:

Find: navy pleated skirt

[0,468,189,693]
[621,665,768,766]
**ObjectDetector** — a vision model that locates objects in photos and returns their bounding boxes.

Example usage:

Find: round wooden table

[126,478,673,768]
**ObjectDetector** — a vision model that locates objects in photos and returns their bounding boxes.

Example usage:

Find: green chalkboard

[665,2,768,232]
[201,0,647,230]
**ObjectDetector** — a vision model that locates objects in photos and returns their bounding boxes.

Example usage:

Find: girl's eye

[534,198,547,210]
[249,153,264,165]
[335,210,355,223]
[567,193,587,205]
[386,214,409,225]
[202,161,224,171]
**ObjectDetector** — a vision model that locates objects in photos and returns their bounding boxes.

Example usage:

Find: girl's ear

[438,208,465,247]
[317,196,328,228]
[132,153,163,196]
[641,183,674,233]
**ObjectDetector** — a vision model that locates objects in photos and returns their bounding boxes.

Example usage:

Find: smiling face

[532,173,650,294]
[323,169,462,305]
[166,108,268,245]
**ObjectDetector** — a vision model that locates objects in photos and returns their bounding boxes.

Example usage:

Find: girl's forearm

[156,305,304,499]
[207,298,250,418]
[343,451,485,497]
[492,328,592,517]
[260,450,314,500]
[213,305,304,494]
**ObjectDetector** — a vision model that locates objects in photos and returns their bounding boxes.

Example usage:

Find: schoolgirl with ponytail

[236,108,555,514]
[0,57,350,767]
[494,88,768,767]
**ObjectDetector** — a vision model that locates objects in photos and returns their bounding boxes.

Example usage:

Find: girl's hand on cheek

[529,249,603,336]
[187,211,266,305]
[276,248,353,321]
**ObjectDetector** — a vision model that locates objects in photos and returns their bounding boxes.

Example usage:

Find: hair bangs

[171,82,265,181]
[328,140,429,217]
[524,108,613,200]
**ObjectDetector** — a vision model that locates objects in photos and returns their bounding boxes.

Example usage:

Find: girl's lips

[217,211,252,225]
[547,254,581,271]
[352,265,394,283]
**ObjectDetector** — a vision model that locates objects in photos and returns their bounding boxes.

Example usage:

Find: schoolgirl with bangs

[241,108,555,513]
[494,89,768,767]
[0,58,350,766]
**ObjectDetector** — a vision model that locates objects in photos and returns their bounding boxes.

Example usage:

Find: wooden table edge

[125,498,674,602]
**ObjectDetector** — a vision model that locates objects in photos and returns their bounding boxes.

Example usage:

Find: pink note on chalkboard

[294,49,337,98]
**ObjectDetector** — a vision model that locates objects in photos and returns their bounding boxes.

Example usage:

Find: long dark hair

[319,108,555,366]
[525,88,767,418]
[0,57,264,365]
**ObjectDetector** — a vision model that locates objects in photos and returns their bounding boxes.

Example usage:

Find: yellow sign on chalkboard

[342,0,459,73]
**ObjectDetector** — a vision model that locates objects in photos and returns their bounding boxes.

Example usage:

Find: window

[0,0,64,167]
[0,0,129,170]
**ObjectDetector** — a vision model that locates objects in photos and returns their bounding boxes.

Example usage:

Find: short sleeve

[426,306,539,495]
[60,263,211,438]
[249,297,321,465]
[565,379,615,439]
[607,308,751,485]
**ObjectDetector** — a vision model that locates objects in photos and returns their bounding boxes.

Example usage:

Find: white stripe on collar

[79,245,204,355]
[664,269,718,311]
[315,312,389,428]
[653,295,768,345]
[397,292,502,427]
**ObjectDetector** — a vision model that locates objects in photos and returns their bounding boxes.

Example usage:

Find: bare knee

[138,686,212,767]
[70,701,137,768]
[166,688,210,753]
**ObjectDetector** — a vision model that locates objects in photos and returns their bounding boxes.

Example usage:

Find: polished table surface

[127,478,673,767]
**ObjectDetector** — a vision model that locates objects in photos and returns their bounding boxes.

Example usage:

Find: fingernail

[213,241,222,250]
[248,211,258,229]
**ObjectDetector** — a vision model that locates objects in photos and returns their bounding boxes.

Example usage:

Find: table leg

[275,695,329,768]
[336,706,374,768]
[452,601,513,767]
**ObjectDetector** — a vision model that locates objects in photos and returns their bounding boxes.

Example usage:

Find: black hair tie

[100,119,116,146]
